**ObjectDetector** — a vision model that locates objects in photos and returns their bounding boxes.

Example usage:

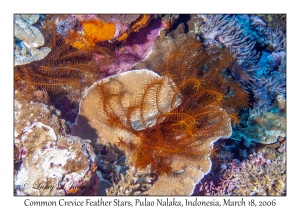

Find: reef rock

[14,92,65,139]
[14,122,98,195]
[231,111,286,144]
[145,157,212,195]
[94,19,166,76]
[14,14,51,66]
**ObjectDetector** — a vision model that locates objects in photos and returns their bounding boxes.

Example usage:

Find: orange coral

[131,14,152,32]
[161,14,179,31]
[65,30,93,50]
[68,188,80,194]
[82,20,115,42]
[117,14,152,41]
[116,32,130,42]
[66,20,115,50]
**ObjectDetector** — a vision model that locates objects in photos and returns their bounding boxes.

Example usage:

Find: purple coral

[250,16,267,27]
[200,15,259,63]
[264,27,286,52]
[199,15,260,85]
[251,51,286,114]
[251,73,286,114]
[249,15,267,37]
[199,15,286,114]
[94,19,166,76]
[195,160,239,196]
[195,153,285,196]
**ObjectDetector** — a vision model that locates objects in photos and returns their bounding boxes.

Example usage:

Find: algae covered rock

[14,122,98,195]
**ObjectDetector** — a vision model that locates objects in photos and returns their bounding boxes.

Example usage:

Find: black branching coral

[73,35,250,175]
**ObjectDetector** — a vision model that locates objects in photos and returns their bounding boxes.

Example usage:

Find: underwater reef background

[14,14,286,196]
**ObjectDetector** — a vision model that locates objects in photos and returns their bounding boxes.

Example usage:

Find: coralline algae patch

[14,14,286,196]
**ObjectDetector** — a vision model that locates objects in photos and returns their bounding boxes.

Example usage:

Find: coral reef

[57,14,154,47]
[106,166,154,196]
[94,19,166,75]
[145,157,212,195]
[14,122,98,195]
[160,14,180,31]
[231,110,286,144]
[14,15,111,126]
[50,15,166,78]
[264,28,286,52]
[116,14,153,41]
[132,29,178,70]
[251,50,286,114]
[72,33,249,195]
[14,82,98,196]
[65,19,115,49]
[197,14,260,87]
[197,152,286,196]
[97,14,140,24]
[13,14,286,196]
[14,15,105,96]
[134,33,249,123]
[14,89,66,139]
[257,14,286,32]
[14,14,51,66]
[194,14,286,147]
[71,69,182,144]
